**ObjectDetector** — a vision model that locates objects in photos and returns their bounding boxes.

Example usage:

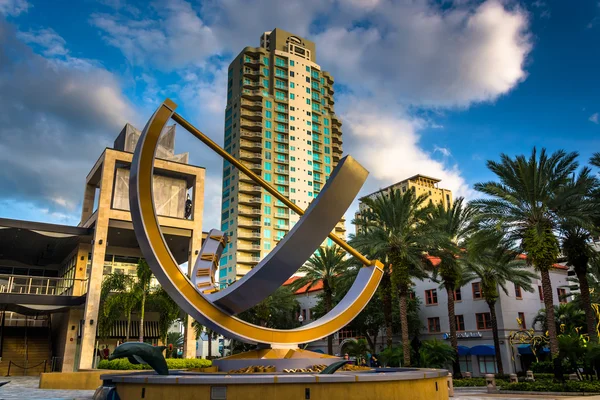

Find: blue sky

[0,0,599,231]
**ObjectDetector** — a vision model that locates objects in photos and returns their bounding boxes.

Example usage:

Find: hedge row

[505,381,600,393]
[97,358,212,370]
[453,378,510,387]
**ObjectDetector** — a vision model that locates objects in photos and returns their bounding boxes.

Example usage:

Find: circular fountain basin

[99,368,449,400]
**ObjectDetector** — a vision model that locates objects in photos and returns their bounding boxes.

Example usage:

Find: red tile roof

[283,276,324,294]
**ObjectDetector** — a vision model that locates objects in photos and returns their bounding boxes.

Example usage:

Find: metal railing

[0,275,87,296]
[6,359,47,376]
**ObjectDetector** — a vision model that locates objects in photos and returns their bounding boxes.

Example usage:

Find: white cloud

[17,28,68,57]
[434,146,452,157]
[0,0,30,16]
[90,0,220,70]
[0,21,137,217]
[314,0,532,107]
[590,113,599,124]
[340,99,474,201]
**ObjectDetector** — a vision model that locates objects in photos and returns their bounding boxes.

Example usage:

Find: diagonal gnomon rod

[171,112,372,267]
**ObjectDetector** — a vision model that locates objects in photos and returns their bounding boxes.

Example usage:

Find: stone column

[78,156,116,370]
[58,244,91,372]
[59,308,83,372]
[183,172,205,359]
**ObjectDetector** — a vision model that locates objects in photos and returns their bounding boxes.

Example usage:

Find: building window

[459,356,472,373]
[472,282,483,300]
[428,317,441,333]
[558,288,568,304]
[538,286,544,301]
[515,284,522,299]
[409,291,415,300]
[425,289,438,305]
[476,312,492,330]
[478,356,497,374]
[455,315,465,331]
[454,288,462,302]
[518,312,526,329]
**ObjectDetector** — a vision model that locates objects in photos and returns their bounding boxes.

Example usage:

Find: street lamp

[298,314,304,325]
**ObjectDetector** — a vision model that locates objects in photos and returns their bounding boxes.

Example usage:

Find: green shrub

[453,378,510,387]
[506,381,600,393]
[98,358,212,371]
[453,378,486,387]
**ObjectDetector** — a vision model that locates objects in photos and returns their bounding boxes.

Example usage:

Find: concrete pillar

[59,308,83,372]
[80,183,97,223]
[447,372,454,397]
[79,156,115,370]
[183,172,204,359]
[73,244,91,296]
[485,374,498,394]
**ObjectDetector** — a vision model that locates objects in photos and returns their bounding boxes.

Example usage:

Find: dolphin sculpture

[109,342,168,375]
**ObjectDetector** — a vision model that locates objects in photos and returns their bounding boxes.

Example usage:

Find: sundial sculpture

[128,99,383,350]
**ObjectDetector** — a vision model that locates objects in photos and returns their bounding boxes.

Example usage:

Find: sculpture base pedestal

[212,348,339,372]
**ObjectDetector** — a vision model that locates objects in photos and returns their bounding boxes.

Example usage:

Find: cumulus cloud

[590,113,599,124]
[0,21,136,215]
[340,100,474,201]
[90,0,220,70]
[314,0,532,107]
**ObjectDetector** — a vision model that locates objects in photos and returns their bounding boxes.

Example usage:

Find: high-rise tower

[219,29,344,287]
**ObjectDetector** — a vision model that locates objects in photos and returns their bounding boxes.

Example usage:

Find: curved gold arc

[130,99,383,344]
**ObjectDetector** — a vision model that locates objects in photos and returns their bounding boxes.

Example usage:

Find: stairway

[0,328,50,376]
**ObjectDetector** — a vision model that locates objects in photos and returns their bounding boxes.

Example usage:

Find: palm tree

[562,226,599,341]
[150,287,182,346]
[465,231,537,376]
[533,303,586,335]
[472,148,590,359]
[559,168,599,341]
[99,272,137,341]
[429,197,473,377]
[591,153,600,169]
[136,259,153,342]
[352,189,441,366]
[345,338,371,362]
[419,339,456,369]
[291,245,346,355]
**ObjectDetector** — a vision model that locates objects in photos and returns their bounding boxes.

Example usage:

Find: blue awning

[458,345,470,356]
[470,345,495,356]
[518,344,534,355]
[518,344,550,355]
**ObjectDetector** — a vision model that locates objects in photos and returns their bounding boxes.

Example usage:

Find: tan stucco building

[0,124,205,373]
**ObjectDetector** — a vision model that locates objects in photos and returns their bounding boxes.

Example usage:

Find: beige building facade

[220,28,344,286]
[356,174,453,233]
[0,124,205,373]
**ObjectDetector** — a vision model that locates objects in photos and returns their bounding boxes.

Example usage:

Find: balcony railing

[0,275,88,296]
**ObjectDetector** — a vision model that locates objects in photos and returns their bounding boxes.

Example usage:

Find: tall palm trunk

[139,291,146,342]
[487,300,504,375]
[446,282,461,377]
[208,331,212,358]
[399,288,411,366]
[381,274,393,348]
[540,269,559,355]
[540,268,564,381]
[126,310,131,342]
[575,268,596,342]
[325,291,334,355]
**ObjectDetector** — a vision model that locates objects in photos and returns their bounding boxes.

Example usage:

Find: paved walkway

[0,376,94,399]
